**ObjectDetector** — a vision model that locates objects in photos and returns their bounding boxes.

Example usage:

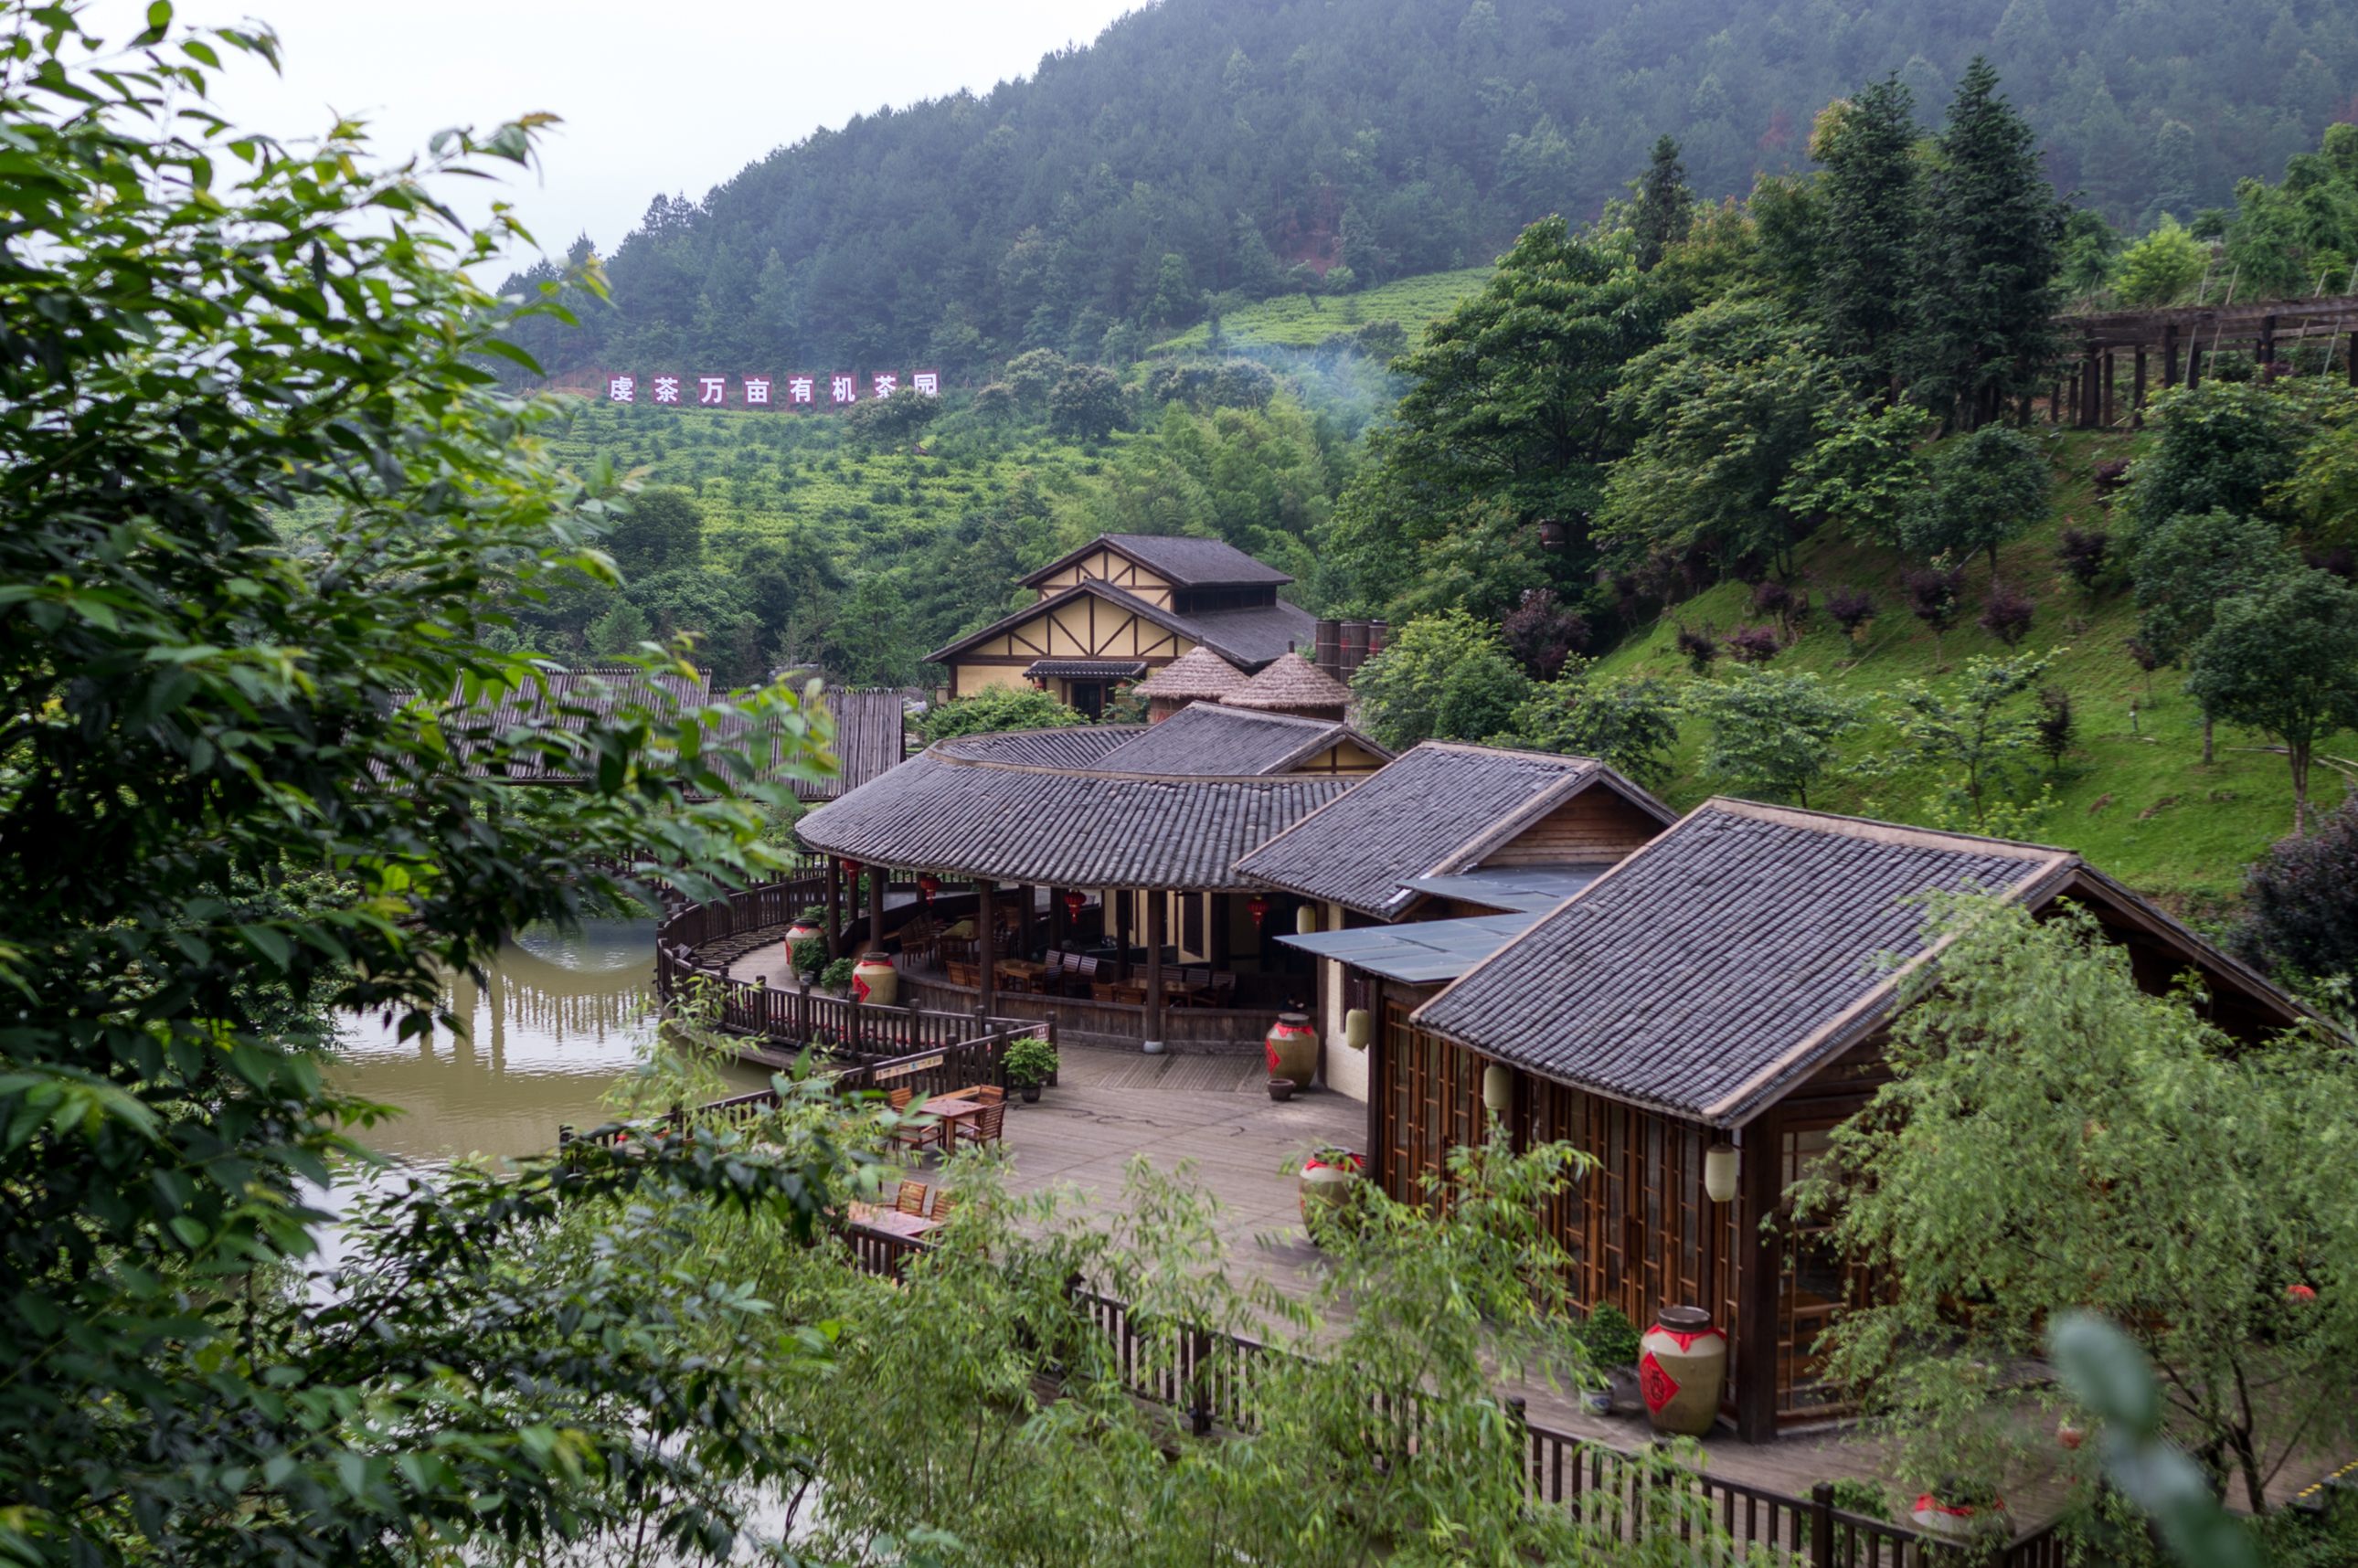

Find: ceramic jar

[1910,1481,2009,1543]
[851,950,898,1005]
[1637,1306,1728,1436]
[1298,1149,1364,1234]
[1265,1012,1318,1086]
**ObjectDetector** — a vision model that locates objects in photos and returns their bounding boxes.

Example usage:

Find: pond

[331,917,768,1167]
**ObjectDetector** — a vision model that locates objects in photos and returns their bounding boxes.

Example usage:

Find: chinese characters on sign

[601,371,941,409]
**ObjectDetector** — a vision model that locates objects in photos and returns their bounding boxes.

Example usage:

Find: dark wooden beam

[1736,1112,1782,1443]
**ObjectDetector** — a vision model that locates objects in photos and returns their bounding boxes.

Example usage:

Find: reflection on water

[332,918,766,1166]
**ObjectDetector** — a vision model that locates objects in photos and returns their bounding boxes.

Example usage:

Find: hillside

[501,0,2358,379]
[1147,267,1491,354]
[1587,427,2292,909]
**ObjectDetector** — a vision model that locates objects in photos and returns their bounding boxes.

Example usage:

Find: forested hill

[505,0,2358,378]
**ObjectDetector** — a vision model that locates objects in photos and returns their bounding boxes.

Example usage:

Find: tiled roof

[1022,532,1294,589]
[1412,800,2077,1126]
[934,726,1136,768]
[1220,651,1354,712]
[1024,659,1148,681]
[797,686,908,801]
[793,726,1352,889]
[1236,741,1674,918]
[924,577,1312,672]
[1092,702,1386,776]
[1134,645,1248,700]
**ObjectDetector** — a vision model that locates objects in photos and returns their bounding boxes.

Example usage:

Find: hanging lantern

[1344,1009,1374,1051]
[1247,895,1269,928]
[917,873,940,906]
[1704,1141,1739,1204]
[838,858,862,877]
[1295,905,1320,936]
[1063,889,1088,921]
[1481,1064,1513,1116]
[1537,518,1567,550]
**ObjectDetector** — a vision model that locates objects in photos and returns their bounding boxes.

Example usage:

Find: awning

[1279,912,1541,985]
[1397,865,1607,914]
[1025,659,1148,681]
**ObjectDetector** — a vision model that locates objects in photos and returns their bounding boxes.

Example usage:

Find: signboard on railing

[874,1054,945,1081]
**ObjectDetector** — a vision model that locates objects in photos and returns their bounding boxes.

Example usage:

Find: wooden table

[920,1094,992,1142]
[993,959,1050,991]
[862,1209,941,1241]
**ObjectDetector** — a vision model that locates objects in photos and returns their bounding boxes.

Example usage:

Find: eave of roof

[1019,532,1295,590]
[924,577,1279,670]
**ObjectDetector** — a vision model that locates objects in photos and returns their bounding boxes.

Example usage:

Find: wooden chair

[887,1088,939,1153]
[1039,949,1065,995]
[946,959,979,988]
[929,1190,957,1220]
[896,1180,929,1215]
[971,1085,1004,1106]
[955,1102,1006,1150]
[1209,971,1237,1005]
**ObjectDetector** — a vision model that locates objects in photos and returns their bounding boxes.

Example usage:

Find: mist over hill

[503,0,2358,379]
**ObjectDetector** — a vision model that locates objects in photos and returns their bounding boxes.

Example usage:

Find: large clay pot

[784,918,825,948]
[1638,1306,1728,1436]
[1299,1149,1364,1235]
[1265,1012,1318,1086]
[1910,1481,2010,1544]
[851,950,898,1005]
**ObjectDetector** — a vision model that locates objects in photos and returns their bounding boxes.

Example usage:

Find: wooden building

[926,533,1319,713]
[1380,800,2307,1440]
[2049,291,2358,429]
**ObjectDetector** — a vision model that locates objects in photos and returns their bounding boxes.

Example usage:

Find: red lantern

[918,874,941,905]
[838,858,862,876]
[1062,889,1087,921]
[2289,1283,2318,1301]
[1247,895,1269,928]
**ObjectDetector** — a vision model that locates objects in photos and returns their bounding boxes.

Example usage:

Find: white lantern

[1704,1141,1739,1204]
[1481,1064,1513,1116]
[1344,1008,1373,1051]
[1296,904,1319,936]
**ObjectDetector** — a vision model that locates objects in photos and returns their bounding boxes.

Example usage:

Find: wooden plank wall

[1478,789,1663,866]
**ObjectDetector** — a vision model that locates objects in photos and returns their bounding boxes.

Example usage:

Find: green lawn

[1148,266,1493,355]
[1588,429,2298,912]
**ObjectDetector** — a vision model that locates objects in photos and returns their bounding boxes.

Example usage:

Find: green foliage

[2130,508,2290,666]
[1777,395,1932,543]
[2183,568,2358,832]
[821,956,857,991]
[2128,381,2309,531]
[1494,663,1683,793]
[0,16,841,1564]
[1812,77,1923,390]
[1001,1034,1059,1089]
[1351,610,1532,748]
[1905,59,2067,429]
[1900,424,2053,577]
[1049,364,1128,438]
[2113,213,2206,305]
[1809,897,2358,1521]
[843,385,944,450]
[1630,134,1694,271]
[921,683,1095,742]
[2235,798,2358,984]
[789,936,826,976]
[1578,1302,1642,1367]
[1689,666,1872,808]
[1868,650,2059,830]
[608,485,707,577]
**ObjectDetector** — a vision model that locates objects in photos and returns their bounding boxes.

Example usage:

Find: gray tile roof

[1236,741,1675,917]
[937,726,1138,768]
[1024,659,1148,681]
[1092,702,1385,777]
[1412,800,2077,1127]
[924,577,1317,673]
[793,726,1353,889]
[1024,532,1294,589]
[1280,912,1543,985]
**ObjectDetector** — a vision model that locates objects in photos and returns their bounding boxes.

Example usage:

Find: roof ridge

[1702,797,2074,860]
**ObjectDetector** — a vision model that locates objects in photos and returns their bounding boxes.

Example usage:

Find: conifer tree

[1630,134,1694,270]
[1812,76,1922,395]
[1907,58,2067,429]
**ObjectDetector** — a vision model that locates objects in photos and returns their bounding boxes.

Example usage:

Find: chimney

[1315,619,1343,680]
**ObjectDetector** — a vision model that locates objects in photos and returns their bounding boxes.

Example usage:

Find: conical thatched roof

[1219,652,1354,714]
[1134,645,1248,700]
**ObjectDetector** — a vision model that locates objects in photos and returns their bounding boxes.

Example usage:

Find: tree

[1808,897,2358,1522]
[2132,508,2291,760]
[0,16,844,1566]
[1899,424,2051,581]
[2129,382,2306,530]
[1351,610,1531,748]
[2184,568,2358,832]
[1630,133,1694,270]
[843,385,943,450]
[1004,347,1067,411]
[1811,77,1923,393]
[1049,364,1128,438]
[1775,394,1930,545]
[1495,664,1682,792]
[1323,217,1662,618]
[919,683,1093,742]
[608,485,706,577]
[1688,667,1870,807]
[1906,58,2067,429]
[827,572,918,686]
[1902,562,1967,665]
[2235,797,2358,982]
[1871,649,2058,829]
[1500,587,1588,678]
[2114,213,2206,304]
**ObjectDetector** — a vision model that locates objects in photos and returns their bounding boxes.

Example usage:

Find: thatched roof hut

[1217,651,1354,722]
[1131,645,1248,722]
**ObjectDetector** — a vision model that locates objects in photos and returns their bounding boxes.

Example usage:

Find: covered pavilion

[791,705,1391,1053]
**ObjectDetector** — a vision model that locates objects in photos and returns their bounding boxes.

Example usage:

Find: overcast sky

[91,0,1143,261]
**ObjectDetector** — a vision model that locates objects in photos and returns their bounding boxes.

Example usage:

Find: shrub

[2034,686,2075,773]
[1725,623,1782,663]
[1675,622,1720,673]
[1904,564,1967,662]
[821,957,857,991]
[1002,1035,1060,1090]
[1501,587,1589,680]
[1978,587,2036,646]
[1581,1303,1642,1367]
[1828,585,1876,637]
[2056,525,2111,591]
[789,937,825,977]
[1352,610,1531,748]
[1749,579,1793,620]
[920,685,1091,743]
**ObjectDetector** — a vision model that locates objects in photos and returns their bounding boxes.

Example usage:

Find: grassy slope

[1587,429,2293,910]
[1149,267,1492,354]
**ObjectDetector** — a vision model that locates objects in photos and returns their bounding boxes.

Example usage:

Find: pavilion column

[824,859,842,961]
[976,879,996,1016]
[866,863,887,959]
[2162,323,2180,389]
[1735,1116,1783,1444]
[1113,889,1131,982]
[2132,347,2148,428]
[1048,885,1065,953]
[1142,890,1166,1055]
[2189,340,2205,389]
[1016,884,1033,959]
[2102,348,2116,428]
[2258,313,2278,378]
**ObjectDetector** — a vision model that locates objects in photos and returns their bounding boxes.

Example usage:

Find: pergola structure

[2050,290,2358,429]
[792,705,1391,1052]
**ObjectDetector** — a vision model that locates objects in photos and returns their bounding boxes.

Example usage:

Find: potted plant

[819,956,856,996]
[1003,1035,1058,1103]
